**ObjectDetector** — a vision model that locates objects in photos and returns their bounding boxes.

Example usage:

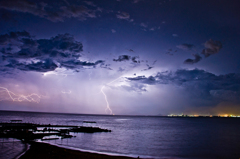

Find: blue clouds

[113,55,140,63]
[0,0,239,114]
[61,60,104,69]
[184,54,202,64]
[0,0,100,22]
[0,31,105,73]
[6,58,58,72]
[176,44,195,51]
[177,39,223,65]
[125,69,240,104]
[113,55,131,62]
[201,39,223,57]
[37,34,83,57]
[0,31,83,59]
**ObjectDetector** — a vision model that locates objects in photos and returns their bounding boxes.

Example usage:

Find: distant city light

[168,114,240,118]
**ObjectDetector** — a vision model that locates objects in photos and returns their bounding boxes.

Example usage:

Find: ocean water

[1,111,240,159]
[0,138,27,159]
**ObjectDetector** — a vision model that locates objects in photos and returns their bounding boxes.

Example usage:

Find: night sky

[0,0,240,115]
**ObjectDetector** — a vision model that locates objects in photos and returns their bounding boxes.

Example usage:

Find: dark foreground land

[20,142,136,159]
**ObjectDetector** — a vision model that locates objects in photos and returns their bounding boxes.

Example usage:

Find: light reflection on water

[1,111,240,159]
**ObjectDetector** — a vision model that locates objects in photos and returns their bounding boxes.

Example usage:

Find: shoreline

[19,141,137,159]
[15,143,30,159]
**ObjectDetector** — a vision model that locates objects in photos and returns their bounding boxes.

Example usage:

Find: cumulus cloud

[184,54,202,64]
[116,11,130,20]
[176,44,195,51]
[125,69,240,103]
[0,0,100,22]
[201,39,223,57]
[0,31,104,73]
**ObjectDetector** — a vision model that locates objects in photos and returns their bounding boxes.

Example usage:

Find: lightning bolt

[101,85,112,114]
[100,76,123,115]
[0,86,45,103]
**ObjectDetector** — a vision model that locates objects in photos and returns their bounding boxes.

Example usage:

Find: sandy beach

[19,141,137,159]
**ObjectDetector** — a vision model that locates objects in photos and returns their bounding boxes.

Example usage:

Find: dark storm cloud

[6,58,58,72]
[176,44,195,51]
[37,34,83,58]
[184,54,202,64]
[113,55,131,62]
[142,60,157,71]
[201,39,223,57]
[142,64,153,71]
[126,69,240,102]
[0,0,100,22]
[0,31,83,59]
[0,31,105,72]
[131,56,140,63]
[100,63,112,70]
[61,60,104,69]
[0,31,31,45]
[113,55,140,63]
[126,75,156,85]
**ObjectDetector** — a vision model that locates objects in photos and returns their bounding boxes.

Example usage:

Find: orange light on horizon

[218,114,229,117]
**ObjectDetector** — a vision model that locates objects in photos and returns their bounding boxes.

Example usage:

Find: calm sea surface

[1,110,240,159]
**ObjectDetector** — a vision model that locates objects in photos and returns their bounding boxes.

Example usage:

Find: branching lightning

[101,85,112,114]
[0,86,45,103]
[100,76,123,115]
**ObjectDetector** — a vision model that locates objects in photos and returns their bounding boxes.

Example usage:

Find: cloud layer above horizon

[0,0,240,115]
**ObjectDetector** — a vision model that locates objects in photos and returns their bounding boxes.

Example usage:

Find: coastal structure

[0,121,111,141]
